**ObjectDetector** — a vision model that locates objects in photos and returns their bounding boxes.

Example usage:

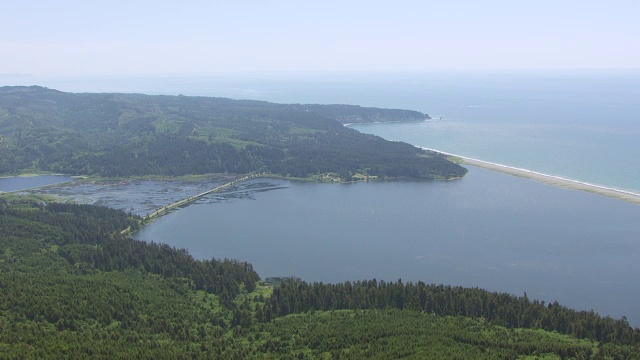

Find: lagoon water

[0,175,74,192]
[133,168,640,325]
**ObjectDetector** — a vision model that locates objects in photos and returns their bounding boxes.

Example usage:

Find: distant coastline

[422,147,640,205]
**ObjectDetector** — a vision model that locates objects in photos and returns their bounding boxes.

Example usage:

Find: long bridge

[143,173,263,221]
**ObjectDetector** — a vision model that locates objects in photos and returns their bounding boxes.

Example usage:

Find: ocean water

[347,72,640,193]
[11,70,639,193]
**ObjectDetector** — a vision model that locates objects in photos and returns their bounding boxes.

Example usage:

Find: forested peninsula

[0,86,464,181]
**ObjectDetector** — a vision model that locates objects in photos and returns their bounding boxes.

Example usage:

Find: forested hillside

[0,86,464,180]
[1,198,639,358]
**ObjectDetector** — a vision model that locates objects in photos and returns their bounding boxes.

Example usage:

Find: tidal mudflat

[28,177,230,216]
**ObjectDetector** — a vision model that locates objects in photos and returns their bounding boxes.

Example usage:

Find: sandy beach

[422,147,640,205]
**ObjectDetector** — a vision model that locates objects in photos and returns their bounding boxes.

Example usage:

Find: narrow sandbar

[422,147,640,205]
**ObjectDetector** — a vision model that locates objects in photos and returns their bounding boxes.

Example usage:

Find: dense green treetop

[293,103,430,124]
[0,86,465,180]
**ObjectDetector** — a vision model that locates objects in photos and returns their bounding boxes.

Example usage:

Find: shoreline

[422,147,640,205]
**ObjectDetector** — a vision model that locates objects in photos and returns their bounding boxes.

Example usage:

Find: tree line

[262,278,639,346]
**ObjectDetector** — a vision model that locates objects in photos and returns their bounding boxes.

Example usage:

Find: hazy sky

[1,0,639,76]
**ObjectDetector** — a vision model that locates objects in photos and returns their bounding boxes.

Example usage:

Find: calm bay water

[0,175,75,192]
[133,168,640,325]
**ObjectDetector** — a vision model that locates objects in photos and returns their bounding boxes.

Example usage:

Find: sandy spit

[422,147,640,205]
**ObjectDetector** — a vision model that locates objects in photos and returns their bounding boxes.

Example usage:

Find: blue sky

[1,0,638,75]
